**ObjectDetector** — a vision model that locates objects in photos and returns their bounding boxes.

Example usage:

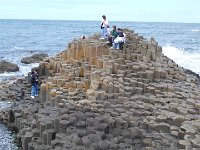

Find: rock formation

[21,53,48,64]
[0,60,19,73]
[1,29,200,150]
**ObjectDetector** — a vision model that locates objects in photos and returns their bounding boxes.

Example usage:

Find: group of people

[29,16,124,98]
[100,15,126,50]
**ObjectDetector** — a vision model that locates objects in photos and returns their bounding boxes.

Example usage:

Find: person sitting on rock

[31,70,39,98]
[110,28,126,50]
[107,25,119,43]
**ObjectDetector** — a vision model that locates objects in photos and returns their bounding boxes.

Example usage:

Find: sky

[0,0,200,23]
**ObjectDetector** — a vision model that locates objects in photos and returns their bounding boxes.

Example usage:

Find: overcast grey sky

[0,0,200,23]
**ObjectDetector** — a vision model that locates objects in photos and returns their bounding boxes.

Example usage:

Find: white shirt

[101,19,109,27]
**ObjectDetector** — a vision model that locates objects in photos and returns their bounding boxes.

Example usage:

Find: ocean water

[0,19,200,149]
[0,20,200,81]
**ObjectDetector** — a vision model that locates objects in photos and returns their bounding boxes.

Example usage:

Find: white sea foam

[13,47,25,50]
[191,29,199,32]
[162,46,200,75]
[0,63,39,82]
[19,63,39,76]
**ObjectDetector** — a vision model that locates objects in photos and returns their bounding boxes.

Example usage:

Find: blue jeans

[31,83,38,96]
[112,42,120,49]
[101,27,108,38]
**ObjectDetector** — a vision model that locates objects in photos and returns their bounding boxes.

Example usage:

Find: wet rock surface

[184,68,200,81]
[21,53,48,64]
[0,124,19,150]
[1,29,200,149]
[0,102,19,150]
[0,60,19,73]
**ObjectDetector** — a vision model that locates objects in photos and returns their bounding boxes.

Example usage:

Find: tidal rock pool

[0,101,19,150]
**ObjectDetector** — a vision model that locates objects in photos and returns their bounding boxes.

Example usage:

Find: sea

[0,19,200,149]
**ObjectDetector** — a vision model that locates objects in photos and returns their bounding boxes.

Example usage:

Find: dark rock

[21,53,48,64]
[0,60,19,73]
[184,68,200,81]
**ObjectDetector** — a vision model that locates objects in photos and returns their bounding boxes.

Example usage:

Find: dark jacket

[111,30,119,39]
[118,31,124,37]
[31,72,39,85]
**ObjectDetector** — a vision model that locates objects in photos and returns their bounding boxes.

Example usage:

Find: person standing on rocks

[31,70,39,98]
[100,15,109,39]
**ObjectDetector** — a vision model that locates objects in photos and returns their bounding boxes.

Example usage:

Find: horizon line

[0,18,200,24]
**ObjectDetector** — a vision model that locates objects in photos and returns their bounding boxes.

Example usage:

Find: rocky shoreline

[1,29,200,150]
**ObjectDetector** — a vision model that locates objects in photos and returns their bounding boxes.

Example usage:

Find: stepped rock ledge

[0,29,200,150]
